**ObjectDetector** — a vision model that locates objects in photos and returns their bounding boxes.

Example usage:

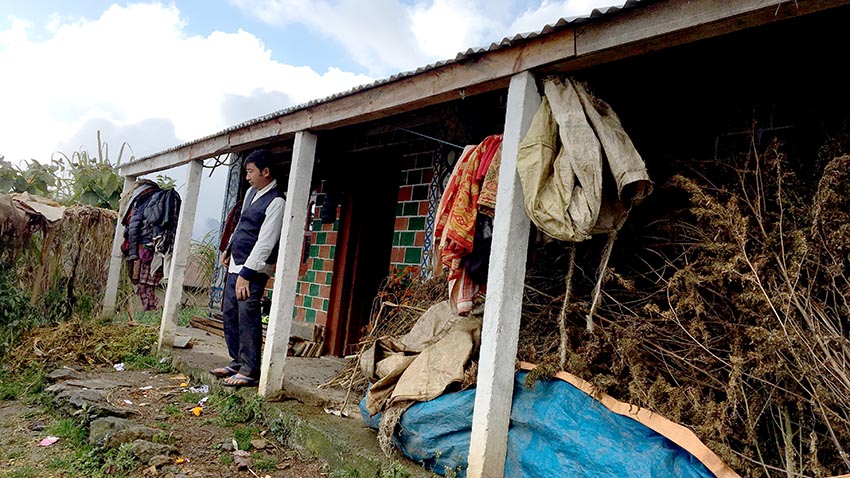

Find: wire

[395,127,464,150]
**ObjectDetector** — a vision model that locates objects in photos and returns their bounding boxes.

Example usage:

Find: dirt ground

[0,366,329,478]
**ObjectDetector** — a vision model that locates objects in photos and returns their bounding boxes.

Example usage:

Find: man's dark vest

[229,185,281,266]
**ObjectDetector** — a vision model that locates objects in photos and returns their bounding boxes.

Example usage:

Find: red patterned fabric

[435,135,503,280]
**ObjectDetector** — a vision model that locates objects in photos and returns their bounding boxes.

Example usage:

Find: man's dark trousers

[222,272,267,379]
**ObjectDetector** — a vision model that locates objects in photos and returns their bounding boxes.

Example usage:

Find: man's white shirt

[227,179,285,276]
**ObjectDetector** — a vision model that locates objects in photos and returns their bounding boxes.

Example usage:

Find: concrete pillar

[158,159,203,351]
[467,71,540,478]
[259,130,317,397]
[102,175,136,318]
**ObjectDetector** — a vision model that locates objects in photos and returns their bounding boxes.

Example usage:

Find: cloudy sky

[0,0,616,238]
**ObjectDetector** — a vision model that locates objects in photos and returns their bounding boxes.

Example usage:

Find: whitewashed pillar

[467,71,540,478]
[102,175,137,318]
[259,130,317,397]
[158,159,203,351]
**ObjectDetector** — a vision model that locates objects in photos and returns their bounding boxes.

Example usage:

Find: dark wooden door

[326,153,400,356]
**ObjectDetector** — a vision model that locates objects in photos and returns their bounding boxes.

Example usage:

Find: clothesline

[395,127,465,150]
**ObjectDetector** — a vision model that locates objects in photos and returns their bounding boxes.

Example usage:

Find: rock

[161,465,179,474]
[47,368,82,381]
[148,454,173,468]
[129,440,178,464]
[221,440,234,452]
[89,417,160,447]
[28,421,45,431]
[250,438,268,450]
[65,378,130,389]
[47,382,131,418]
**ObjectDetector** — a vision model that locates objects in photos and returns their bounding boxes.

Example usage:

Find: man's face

[245,162,271,189]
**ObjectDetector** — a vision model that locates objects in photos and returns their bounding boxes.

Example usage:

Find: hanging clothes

[435,134,503,314]
[516,77,652,241]
[120,179,182,311]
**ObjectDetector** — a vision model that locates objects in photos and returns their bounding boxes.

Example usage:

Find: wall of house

[266,181,338,327]
[390,148,435,278]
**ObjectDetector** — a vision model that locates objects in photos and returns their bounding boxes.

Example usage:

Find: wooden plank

[116,30,575,177]
[158,159,203,351]
[467,71,540,478]
[102,176,136,318]
[259,130,318,397]
[575,0,849,58]
[189,321,224,338]
[546,0,850,74]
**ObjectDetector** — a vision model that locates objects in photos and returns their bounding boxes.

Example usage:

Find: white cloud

[509,0,623,34]
[231,0,625,75]
[230,0,427,74]
[0,3,373,164]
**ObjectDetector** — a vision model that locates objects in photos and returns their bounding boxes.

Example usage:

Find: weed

[0,366,45,401]
[181,392,204,404]
[219,454,234,465]
[124,353,173,373]
[163,404,182,416]
[332,465,362,478]
[233,426,258,451]
[152,431,175,445]
[4,466,37,478]
[63,443,139,478]
[47,418,88,446]
[252,454,278,471]
[211,392,264,426]
[379,462,411,478]
[267,414,297,445]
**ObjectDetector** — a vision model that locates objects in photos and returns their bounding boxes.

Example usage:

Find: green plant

[219,454,234,465]
[252,455,278,471]
[0,158,57,196]
[51,130,131,210]
[181,392,204,404]
[163,404,182,416]
[211,392,265,426]
[0,265,33,359]
[233,426,257,451]
[379,462,411,478]
[124,353,173,373]
[0,366,45,401]
[155,174,176,190]
[63,443,138,478]
[267,415,297,445]
[151,431,175,445]
[46,418,88,447]
[333,465,362,478]
[5,465,37,478]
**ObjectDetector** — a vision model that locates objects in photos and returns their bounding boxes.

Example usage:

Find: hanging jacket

[124,190,157,261]
[141,188,181,254]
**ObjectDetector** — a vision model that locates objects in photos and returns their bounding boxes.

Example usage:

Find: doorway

[326,152,401,356]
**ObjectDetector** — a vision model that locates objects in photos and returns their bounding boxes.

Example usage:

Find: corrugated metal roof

[132,1,641,163]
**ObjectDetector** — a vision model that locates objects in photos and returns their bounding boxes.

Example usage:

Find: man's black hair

[244,149,276,176]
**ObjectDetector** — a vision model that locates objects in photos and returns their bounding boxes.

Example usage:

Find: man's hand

[221,252,230,267]
[236,275,250,300]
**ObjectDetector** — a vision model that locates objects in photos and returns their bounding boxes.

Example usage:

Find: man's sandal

[222,374,258,387]
[209,366,239,378]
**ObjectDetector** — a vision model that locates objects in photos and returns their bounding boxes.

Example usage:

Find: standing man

[211,149,285,387]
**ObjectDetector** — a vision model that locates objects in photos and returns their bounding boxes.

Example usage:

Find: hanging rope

[558,243,576,369]
[586,230,618,332]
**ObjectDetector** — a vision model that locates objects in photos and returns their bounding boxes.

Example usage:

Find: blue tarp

[361,371,715,478]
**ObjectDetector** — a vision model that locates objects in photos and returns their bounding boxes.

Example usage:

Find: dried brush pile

[320,271,447,394]
[15,204,118,315]
[519,136,850,477]
[7,318,156,373]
